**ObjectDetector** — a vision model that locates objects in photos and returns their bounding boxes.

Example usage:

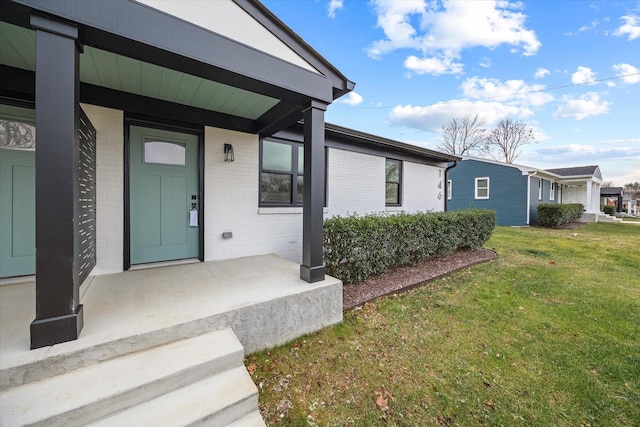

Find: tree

[484,118,535,164]
[438,114,487,156]
[601,181,615,188]
[624,182,640,199]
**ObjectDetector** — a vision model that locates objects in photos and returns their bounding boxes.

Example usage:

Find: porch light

[224,143,234,162]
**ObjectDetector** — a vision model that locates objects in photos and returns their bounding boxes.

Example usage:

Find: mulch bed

[342,248,498,310]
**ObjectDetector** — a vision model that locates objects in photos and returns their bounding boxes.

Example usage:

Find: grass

[246,223,640,426]
[621,217,640,222]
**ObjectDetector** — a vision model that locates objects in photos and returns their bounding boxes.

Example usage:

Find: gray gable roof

[600,187,624,196]
[545,165,601,179]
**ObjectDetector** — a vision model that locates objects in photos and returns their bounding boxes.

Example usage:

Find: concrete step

[88,366,261,427]
[0,328,244,427]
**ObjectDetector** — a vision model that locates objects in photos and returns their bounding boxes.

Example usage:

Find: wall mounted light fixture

[224,143,234,162]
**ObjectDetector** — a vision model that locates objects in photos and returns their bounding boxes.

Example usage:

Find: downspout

[527,171,538,225]
[444,160,457,211]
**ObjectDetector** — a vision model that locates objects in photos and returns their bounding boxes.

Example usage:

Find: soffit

[0,21,280,121]
[136,0,320,75]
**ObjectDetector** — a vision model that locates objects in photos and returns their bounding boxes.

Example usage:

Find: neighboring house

[0,0,458,349]
[622,194,638,215]
[447,157,603,226]
[545,165,604,222]
[600,187,624,212]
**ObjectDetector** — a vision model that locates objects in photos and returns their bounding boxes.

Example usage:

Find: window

[385,158,402,206]
[550,182,556,201]
[447,180,452,200]
[538,179,543,200]
[475,177,489,199]
[260,139,304,205]
[144,140,185,165]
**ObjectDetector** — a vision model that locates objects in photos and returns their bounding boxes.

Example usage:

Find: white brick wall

[81,103,124,274]
[204,127,303,262]
[402,161,444,212]
[326,147,445,217]
[326,148,384,217]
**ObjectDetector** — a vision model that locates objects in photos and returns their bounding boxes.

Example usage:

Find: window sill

[258,207,329,215]
[385,206,404,213]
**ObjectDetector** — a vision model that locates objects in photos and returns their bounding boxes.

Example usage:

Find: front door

[0,149,35,278]
[129,125,199,265]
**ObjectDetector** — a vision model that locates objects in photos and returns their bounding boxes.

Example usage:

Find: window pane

[477,179,488,188]
[386,183,399,204]
[261,173,292,203]
[386,159,400,182]
[144,141,185,165]
[296,175,304,203]
[477,188,488,198]
[263,140,292,172]
[298,146,304,174]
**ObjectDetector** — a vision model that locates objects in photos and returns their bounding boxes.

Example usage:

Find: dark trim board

[123,114,205,271]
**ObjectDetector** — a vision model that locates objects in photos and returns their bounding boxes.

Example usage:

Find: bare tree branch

[484,118,535,164]
[438,114,487,156]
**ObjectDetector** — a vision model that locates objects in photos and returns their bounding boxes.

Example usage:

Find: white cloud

[404,54,463,75]
[534,67,550,79]
[535,143,638,161]
[389,100,531,132]
[339,91,364,106]
[327,0,343,18]
[612,63,640,85]
[571,66,597,85]
[552,92,611,120]
[461,76,554,107]
[367,0,540,75]
[479,57,492,68]
[613,14,640,40]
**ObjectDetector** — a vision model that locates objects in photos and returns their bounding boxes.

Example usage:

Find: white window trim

[475,177,490,199]
[447,180,452,200]
[550,182,556,201]
[538,179,543,200]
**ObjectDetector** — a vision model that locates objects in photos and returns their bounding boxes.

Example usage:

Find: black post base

[30,305,84,349]
[300,264,325,283]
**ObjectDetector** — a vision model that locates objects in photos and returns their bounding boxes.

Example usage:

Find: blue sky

[262,0,640,186]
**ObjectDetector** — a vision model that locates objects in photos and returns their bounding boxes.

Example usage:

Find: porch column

[586,182,593,212]
[300,100,327,283]
[29,15,84,349]
[617,196,623,212]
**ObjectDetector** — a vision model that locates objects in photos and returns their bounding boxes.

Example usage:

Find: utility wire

[333,72,640,109]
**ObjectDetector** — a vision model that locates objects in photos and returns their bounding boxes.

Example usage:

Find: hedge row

[602,205,616,216]
[537,203,584,227]
[323,209,496,284]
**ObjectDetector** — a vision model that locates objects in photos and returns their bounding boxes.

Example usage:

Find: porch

[1,254,343,389]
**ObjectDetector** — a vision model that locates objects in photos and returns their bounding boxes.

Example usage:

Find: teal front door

[0,148,36,278]
[129,126,199,265]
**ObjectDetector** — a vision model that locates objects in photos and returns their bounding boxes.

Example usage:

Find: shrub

[602,205,616,215]
[324,209,496,284]
[537,203,584,227]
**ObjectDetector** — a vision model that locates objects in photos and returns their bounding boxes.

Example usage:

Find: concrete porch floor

[0,254,342,389]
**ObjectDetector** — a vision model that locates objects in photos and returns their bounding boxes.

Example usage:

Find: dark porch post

[617,196,623,213]
[29,15,84,349]
[300,100,327,283]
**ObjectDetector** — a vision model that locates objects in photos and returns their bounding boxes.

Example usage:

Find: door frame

[124,113,205,270]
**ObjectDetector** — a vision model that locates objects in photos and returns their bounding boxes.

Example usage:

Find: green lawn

[247,223,640,426]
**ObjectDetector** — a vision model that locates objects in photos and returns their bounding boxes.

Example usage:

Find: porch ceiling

[0,21,280,121]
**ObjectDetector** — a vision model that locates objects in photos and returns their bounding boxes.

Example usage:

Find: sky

[262,0,640,187]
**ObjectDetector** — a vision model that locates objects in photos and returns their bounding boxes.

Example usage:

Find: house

[1,2,460,424]
[447,157,604,226]
[600,187,624,213]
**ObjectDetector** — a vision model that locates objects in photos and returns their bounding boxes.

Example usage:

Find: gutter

[527,170,538,225]
[444,160,458,211]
